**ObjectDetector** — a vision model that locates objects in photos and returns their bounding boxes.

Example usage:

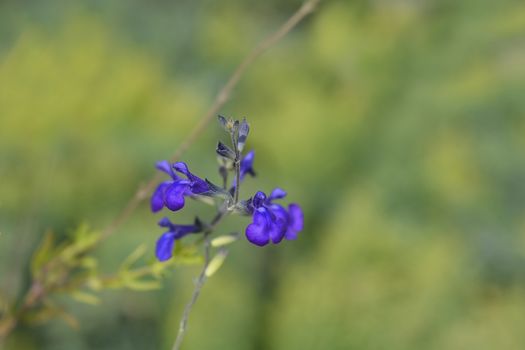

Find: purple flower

[231,150,256,190]
[245,188,304,246]
[240,150,256,180]
[156,217,201,261]
[151,161,210,213]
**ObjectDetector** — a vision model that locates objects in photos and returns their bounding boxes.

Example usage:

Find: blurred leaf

[211,234,239,247]
[24,301,79,330]
[85,276,103,291]
[70,291,100,306]
[122,278,162,291]
[205,249,228,277]
[78,256,97,270]
[119,244,147,271]
[172,241,204,266]
[30,231,55,278]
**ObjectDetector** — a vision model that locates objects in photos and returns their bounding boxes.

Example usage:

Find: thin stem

[234,162,241,204]
[230,132,241,205]
[171,233,211,350]
[171,210,226,350]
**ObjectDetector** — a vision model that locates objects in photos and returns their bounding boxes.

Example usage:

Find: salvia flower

[245,188,304,246]
[240,150,256,180]
[156,217,202,261]
[150,161,210,213]
[151,115,305,263]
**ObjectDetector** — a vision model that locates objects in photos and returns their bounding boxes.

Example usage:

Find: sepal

[216,141,236,160]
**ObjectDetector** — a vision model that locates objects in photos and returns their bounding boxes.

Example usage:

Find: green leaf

[60,225,101,263]
[205,249,229,277]
[119,244,147,271]
[24,301,79,329]
[79,256,98,270]
[211,234,239,247]
[123,278,161,291]
[30,231,55,278]
[70,291,100,305]
[85,276,103,291]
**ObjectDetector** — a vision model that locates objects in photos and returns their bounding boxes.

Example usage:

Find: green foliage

[1,224,203,333]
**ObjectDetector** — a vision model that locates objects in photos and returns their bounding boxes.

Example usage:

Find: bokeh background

[1,0,525,349]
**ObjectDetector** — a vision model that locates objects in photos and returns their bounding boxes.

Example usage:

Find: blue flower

[240,150,256,180]
[151,161,210,213]
[155,217,201,261]
[231,150,256,190]
[245,188,304,246]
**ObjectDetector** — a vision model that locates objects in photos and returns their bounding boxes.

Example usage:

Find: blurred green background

[1,0,525,349]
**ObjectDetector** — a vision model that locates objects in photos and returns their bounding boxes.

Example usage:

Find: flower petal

[164,183,188,211]
[269,188,287,201]
[158,217,175,230]
[190,178,210,194]
[285,203,304,240]
[268,204,288,244]
[173,224,201,238]
[150,182,169,212]
[245,208,270,246]
[173,162,209,194]
[156,232,176,261]
[156,161,178,179]
[173,162,190,176]
[240,150,255,180]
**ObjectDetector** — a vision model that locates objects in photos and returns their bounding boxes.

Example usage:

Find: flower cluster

[245,189,303,246]
[151,116,304,261]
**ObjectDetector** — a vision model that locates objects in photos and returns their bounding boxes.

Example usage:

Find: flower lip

[245,207,271,246]
[156,160,178,179]
[173,162,190,176]
[268,188,287,201]
[240,150,256,180]
[156,232,176,261]
[151,182,170,213]
[285,203,304,240]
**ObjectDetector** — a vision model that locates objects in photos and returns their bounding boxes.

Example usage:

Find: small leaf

[205,249,229,277]
[79,256,98,270]
[60,227,101,263]
[120,245,147,271]
[71,291,100,305]
[217,115,228,130]
[124,278,161,291]
[31,231,55,278]
[24,301,79,329]
[216,141,236,160]
[86,277,103,291]
[211,234,239,247]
